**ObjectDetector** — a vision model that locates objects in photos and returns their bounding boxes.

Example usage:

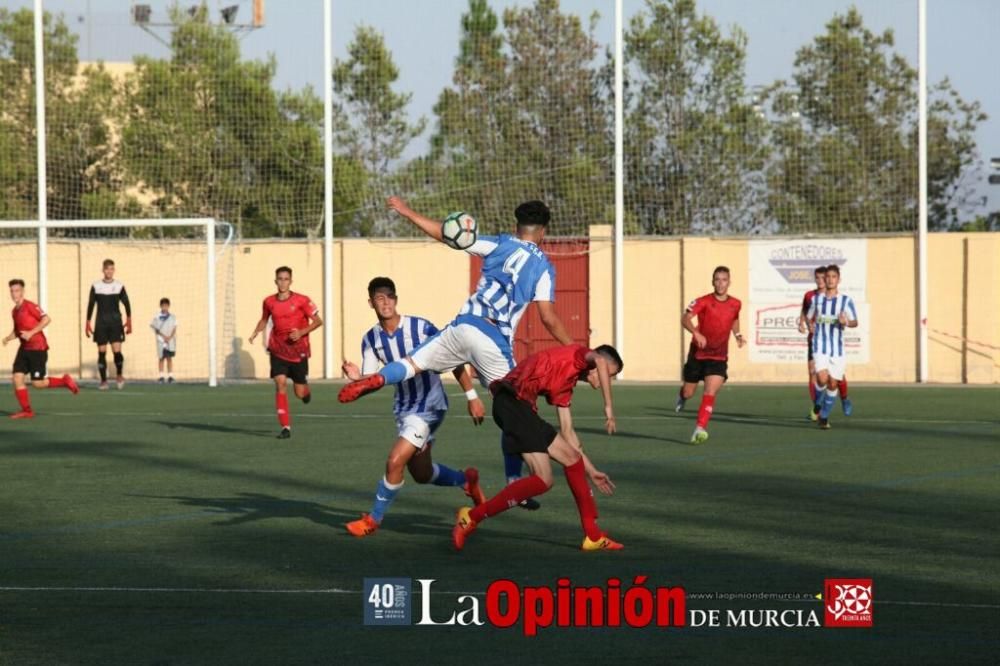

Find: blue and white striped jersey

[458,233,555,345]
[807,292,858,357]
[361,315,449,416]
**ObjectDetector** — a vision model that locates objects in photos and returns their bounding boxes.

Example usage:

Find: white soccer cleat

[116,376,125,390]
[690,427,709,444]
[675,397,686,413]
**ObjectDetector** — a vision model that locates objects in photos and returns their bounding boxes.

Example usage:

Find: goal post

[0,218,226,387]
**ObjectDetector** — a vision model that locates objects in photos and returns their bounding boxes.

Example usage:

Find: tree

[424,0,612,236]
[332,25,425,236]
[0,9,127,227]
[120,8,335,237]
[766,8,986,233]
[624,0,768,235]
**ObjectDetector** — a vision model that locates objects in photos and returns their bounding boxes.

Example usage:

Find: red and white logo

[824,579,872,627]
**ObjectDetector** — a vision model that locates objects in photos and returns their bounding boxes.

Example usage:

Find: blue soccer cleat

[842,398,853,416]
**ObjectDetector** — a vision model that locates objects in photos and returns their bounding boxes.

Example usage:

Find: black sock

[114,352,124,376]
[98,352,108,382]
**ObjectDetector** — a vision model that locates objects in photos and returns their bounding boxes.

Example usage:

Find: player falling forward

[249,266,323,439]
[799,265,851,419]
[341,277,487,537]
[675,266,744,444]
[452,343,624,552]
[4,279,78,418]
[807,264,858,430]
[85,259,131,390]
[340,197,575,509]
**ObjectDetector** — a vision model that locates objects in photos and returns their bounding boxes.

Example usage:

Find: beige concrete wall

[1,233,997,383]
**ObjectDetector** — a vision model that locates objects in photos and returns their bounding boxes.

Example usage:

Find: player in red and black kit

[4,279,78,418]
[452,343,624,552]
[248,266,323,439]
[675,266,744,444]
[798,265,851,419]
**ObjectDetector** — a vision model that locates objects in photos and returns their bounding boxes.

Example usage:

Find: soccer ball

[441,212,478,250]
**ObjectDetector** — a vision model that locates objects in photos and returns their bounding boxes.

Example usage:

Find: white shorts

[813,353,847,381]
[396,410,445,449]
[409,315,514,387]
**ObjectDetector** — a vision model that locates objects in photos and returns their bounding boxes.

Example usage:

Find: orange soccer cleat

[9,410,35,420]
[338,374,386,403]
[63,374,79,395]
[345,513,379,538]
[451,506,477,552]
[581,534,624,551]
[462,467,486,506]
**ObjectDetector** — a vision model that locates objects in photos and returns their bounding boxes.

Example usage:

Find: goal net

[0,219,232,386]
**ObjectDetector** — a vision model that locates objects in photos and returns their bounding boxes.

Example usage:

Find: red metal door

[469,238,589,363]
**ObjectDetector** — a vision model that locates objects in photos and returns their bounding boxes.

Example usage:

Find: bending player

[341,277,487,537]
[249,266,323,439]
[807,264,858,430]
[452,343,624,552]
[4,279,78,418]
[799,265,851,419]
[340,196,576,509]
[85,259,131,390]
[675,266,744,444]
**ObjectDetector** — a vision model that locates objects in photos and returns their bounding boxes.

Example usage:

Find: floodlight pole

[917,0,929,382]
[33,0,48,310]
[323,0,335,379]
[613,0,625,376]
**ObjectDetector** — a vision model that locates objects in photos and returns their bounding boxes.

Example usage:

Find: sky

[8,0,1000,213]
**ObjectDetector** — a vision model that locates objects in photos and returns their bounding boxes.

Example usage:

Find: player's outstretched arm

[586,352,617,434]
[557,406,615,495]
[386,196,444,242]
[452,364,485,425]
[536,301,574,346]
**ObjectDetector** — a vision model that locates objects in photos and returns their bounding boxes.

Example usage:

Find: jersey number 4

[502,248,530,284]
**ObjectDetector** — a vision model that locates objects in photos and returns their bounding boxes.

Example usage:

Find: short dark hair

[367,276,397,299]
[514,200,550,228]
[275,266,292,277]
[826,264,840,276]
[103,259,115,268]
[594,344,624,373]
[160,297,170,306]
[815,265,827,276]
[713,265,730,278]
[8,279,25,288]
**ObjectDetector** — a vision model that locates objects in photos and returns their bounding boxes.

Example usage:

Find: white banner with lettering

[748,239,869,364]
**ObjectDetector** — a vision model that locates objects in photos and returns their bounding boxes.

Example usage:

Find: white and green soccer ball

[441,211,478,250]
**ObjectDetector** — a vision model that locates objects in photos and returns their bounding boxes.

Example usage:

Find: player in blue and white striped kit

[341,277,487,538]
[339,197,575,508]
[806,265,859,429]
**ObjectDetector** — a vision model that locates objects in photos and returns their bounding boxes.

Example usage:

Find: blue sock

[370,477,403,523]
[819,390,837,419]
[813,384,825,409]
[503,452,523,483]
[430,463,466,487]
[378,362,410,385]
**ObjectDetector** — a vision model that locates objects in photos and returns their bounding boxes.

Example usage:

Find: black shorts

[682,350,728,383]
[492,384,558,455]
[270,354,309,384]
[159,349,176,360]
[94,322,125,345]
[13,348,47,379]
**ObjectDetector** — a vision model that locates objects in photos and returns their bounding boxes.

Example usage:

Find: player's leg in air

[690,374,723,444]
[453,433,620,552]
[346,412,485,537]
[813,357,840,430]
[808,356,823,421]
[10,352,78,419]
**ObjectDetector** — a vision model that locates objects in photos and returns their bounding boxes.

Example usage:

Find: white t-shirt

[150,312,177,352]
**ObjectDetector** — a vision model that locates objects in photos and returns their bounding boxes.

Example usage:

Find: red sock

[470,474,548,523]
[808,382,817,402]
[696,394,716,429]
[839,377,848,399]
[564,459,602,541]
[47,376,66,388]
[275,393,290,428]
[15,387,31,412]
